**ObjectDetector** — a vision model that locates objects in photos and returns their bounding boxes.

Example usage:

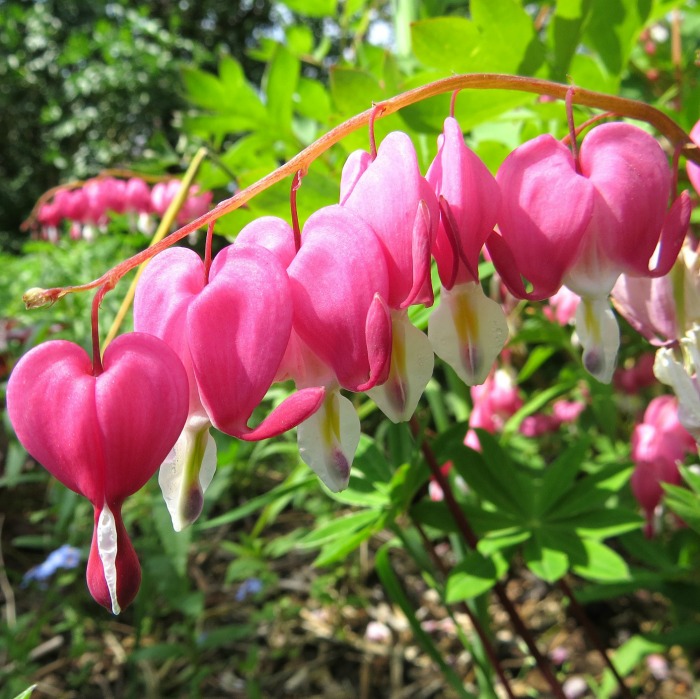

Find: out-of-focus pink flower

[543,286,580,326]
[151,180,182,216]
[464,368,522,450]
[631,395,696,537]
[612,239,700,345]
[687,120,700,196]
[614,353,657,394]
[519,399,586,438]
[124,177,152,214]
[177,186,213,224]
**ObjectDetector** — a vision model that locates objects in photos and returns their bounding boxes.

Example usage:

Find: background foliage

[2,0,700,697]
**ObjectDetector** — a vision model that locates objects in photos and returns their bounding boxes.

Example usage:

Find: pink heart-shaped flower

[7,333,189,612]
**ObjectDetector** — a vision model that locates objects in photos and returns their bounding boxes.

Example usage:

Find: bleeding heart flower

[630,395,696,537]
[426,117,508,386]
[135,243,324,529]
[490,122,691,383]
[7,333,189,613]
[238,208,392,490]
[339,132,437,420]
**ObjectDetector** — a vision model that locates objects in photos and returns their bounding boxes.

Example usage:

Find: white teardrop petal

[428,282,508,386]
[97,504,120,615]
[298,388,360,492]
[158,419,217,532]
[575,296,620,384]
[367,310,434,423]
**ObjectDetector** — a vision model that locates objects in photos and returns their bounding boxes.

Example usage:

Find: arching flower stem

[23,74,700,310]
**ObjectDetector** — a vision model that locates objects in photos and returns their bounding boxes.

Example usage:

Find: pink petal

[134,247,207,418]
[357,292,393,392]
[687,120,700,196]
[581,124,667,264]
[495,134,594,298]
[7,340,104,503]
[241,386,326,441]
[86,504,140,614]
[235,216,297,267]
[341,132,438,308]
[339,149,372,204]
[288,205,391,392]
[188,245,294,436]
[427,117,500,288]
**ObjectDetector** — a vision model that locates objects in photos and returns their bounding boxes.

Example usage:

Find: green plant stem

[25,72,699,309]
[413,520,518,699]
[409,417,567,699]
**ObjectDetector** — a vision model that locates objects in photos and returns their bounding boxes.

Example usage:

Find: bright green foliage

[4,0,700,697]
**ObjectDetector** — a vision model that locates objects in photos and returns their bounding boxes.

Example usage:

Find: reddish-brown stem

[449,89,459,118]
[26,73,700,309]
[561,111,616,145]
[368,104,384,160]
[290,170,304,252]
[91,285,111,376]
[204,220,215,283]
[566,86,580,172]
[409,417,567,699]
[413,520,518,699]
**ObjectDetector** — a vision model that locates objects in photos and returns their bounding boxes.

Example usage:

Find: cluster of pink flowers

[631,395,696,537]
[36,177,212,241]
[7,114,695,613]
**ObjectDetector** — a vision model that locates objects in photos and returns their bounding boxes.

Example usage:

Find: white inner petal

[97,504,120,615]
[368,310,434,422]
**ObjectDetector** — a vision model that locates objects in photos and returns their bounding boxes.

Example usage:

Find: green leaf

[597,635,665,698]
[583,0,652,76]
[446,549,509,602]
[523,532,569,583]
[197,475,316,530]
[571,539,630,582]
[469,0,546,74]
[411,17,482,73]
[282,0,337,17]
[468,430,533,516]
[286,25,315,56]
[375,544,477,699]
[477,527,531,556]
[181,66,227,110]
[548,0,593,79]
[264,44,300,129]
[546,463,633,519]
[315,520,382,566]
[663,482,700,534]
[535,437,590,516]
[330,67,384,115]
[295,77,331,121]
[11,687,36,699]
[298,510,380,549]
[218,55,245,90]
[153,500,191,577]
[517,345,558,382]
[549,507,643,538]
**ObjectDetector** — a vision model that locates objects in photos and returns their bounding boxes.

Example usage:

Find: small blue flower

[235,577,263,601]
[22,545,81,588]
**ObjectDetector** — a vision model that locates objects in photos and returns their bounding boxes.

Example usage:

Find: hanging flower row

[6,76,700,614]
